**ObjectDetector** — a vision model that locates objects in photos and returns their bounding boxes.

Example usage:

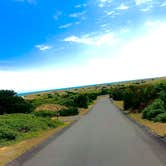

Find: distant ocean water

[18,77,159,96]
[18,84,100,96]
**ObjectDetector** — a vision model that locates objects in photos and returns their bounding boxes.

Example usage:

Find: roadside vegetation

[110,78,166,123]
[0,87,109,146]
[1,77,165,146]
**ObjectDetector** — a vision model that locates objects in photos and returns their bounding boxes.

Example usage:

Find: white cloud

[59,23,73,29]
[64,33,117,46]
[140,5,152,12]
[98,0,112,8]
[75,3,87,8]
[105,11,115,16]
[1,21,165,93]
[135,0,152,5]
[69,11,86,18]
[160,1,166,7]
[35,45,52,51]
[116,3,129,10]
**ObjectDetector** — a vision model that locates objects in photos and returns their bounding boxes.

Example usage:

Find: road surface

[20,97,166,166]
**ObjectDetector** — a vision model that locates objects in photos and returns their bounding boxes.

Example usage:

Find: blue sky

[0,0,166,92]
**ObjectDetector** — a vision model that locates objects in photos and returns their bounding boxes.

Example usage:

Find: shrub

[87,93,98,102]
[34,110,57,118]
[60,107,79,116]
[0,128,18,141]
[154,113,166,123]
[47,94,53,98]
[0,90,33,114]
[143,109,165,120]
[142,99,165,120]
[74,94,89,108]
[159,90,166,109]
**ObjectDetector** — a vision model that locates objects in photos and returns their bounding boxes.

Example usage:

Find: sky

[0,0,166,92]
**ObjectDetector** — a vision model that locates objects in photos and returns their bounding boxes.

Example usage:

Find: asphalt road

[20,97,166,166]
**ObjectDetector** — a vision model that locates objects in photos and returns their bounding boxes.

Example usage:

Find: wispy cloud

[69,11,86,18]
[59,23,73,29]
[75,3,87,8]
[160,1,166,7]
[135,0,152,5]
[35,45,52,51]
[140,5,152,12]
[98,0,112,8]
[104,10,120,18]
[64,33,117,46]
[53,11,62,20]
[104,10,115,16]
[116,3,129,10]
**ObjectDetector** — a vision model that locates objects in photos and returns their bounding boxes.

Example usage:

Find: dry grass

[0,125,68,166]
[113,100,124,110]
[35,104,67,112]
[129,113,166,137]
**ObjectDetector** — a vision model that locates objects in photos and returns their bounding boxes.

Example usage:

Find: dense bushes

[122,84,157,110]
[74,94,89,108]
[57,93,96,109]
[59,107,79,116]
[154,113,166,123]
[87,92,98,102]
[0,90,33,114]
[0,128,18,141]
[110,87,124,101]
[0,114,62,144]
[142,99,165,120]
[110,81,166,123]
[34,110,57,118]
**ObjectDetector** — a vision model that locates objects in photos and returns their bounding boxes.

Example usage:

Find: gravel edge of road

[111,99,166,144]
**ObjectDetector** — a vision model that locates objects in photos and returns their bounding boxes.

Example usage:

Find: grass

[0,125,67,166]
[113,100,124,110]
[0,114,63,146]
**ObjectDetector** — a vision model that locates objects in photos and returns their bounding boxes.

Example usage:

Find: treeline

[0,90,33,115]
[110,82,166,122]
[0,89,105,116]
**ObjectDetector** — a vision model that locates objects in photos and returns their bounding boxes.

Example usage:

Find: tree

[74,94,89,108]
[0,90,33,114]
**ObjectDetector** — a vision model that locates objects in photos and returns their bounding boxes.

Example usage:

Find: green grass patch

[0,114,63,146]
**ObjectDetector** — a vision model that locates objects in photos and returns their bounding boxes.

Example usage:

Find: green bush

[154,113,166,123]
[0,90,33,114]
[74,94,89,108]
[142,99,165,120]
[143,109,165,120]
[47,94,53,98]
[60,107,78,116]
[34,110,56,118]
[0,128,18,141]
[87,93,98,102]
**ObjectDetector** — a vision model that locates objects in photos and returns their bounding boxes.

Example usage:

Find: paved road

[21,97,166,166]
